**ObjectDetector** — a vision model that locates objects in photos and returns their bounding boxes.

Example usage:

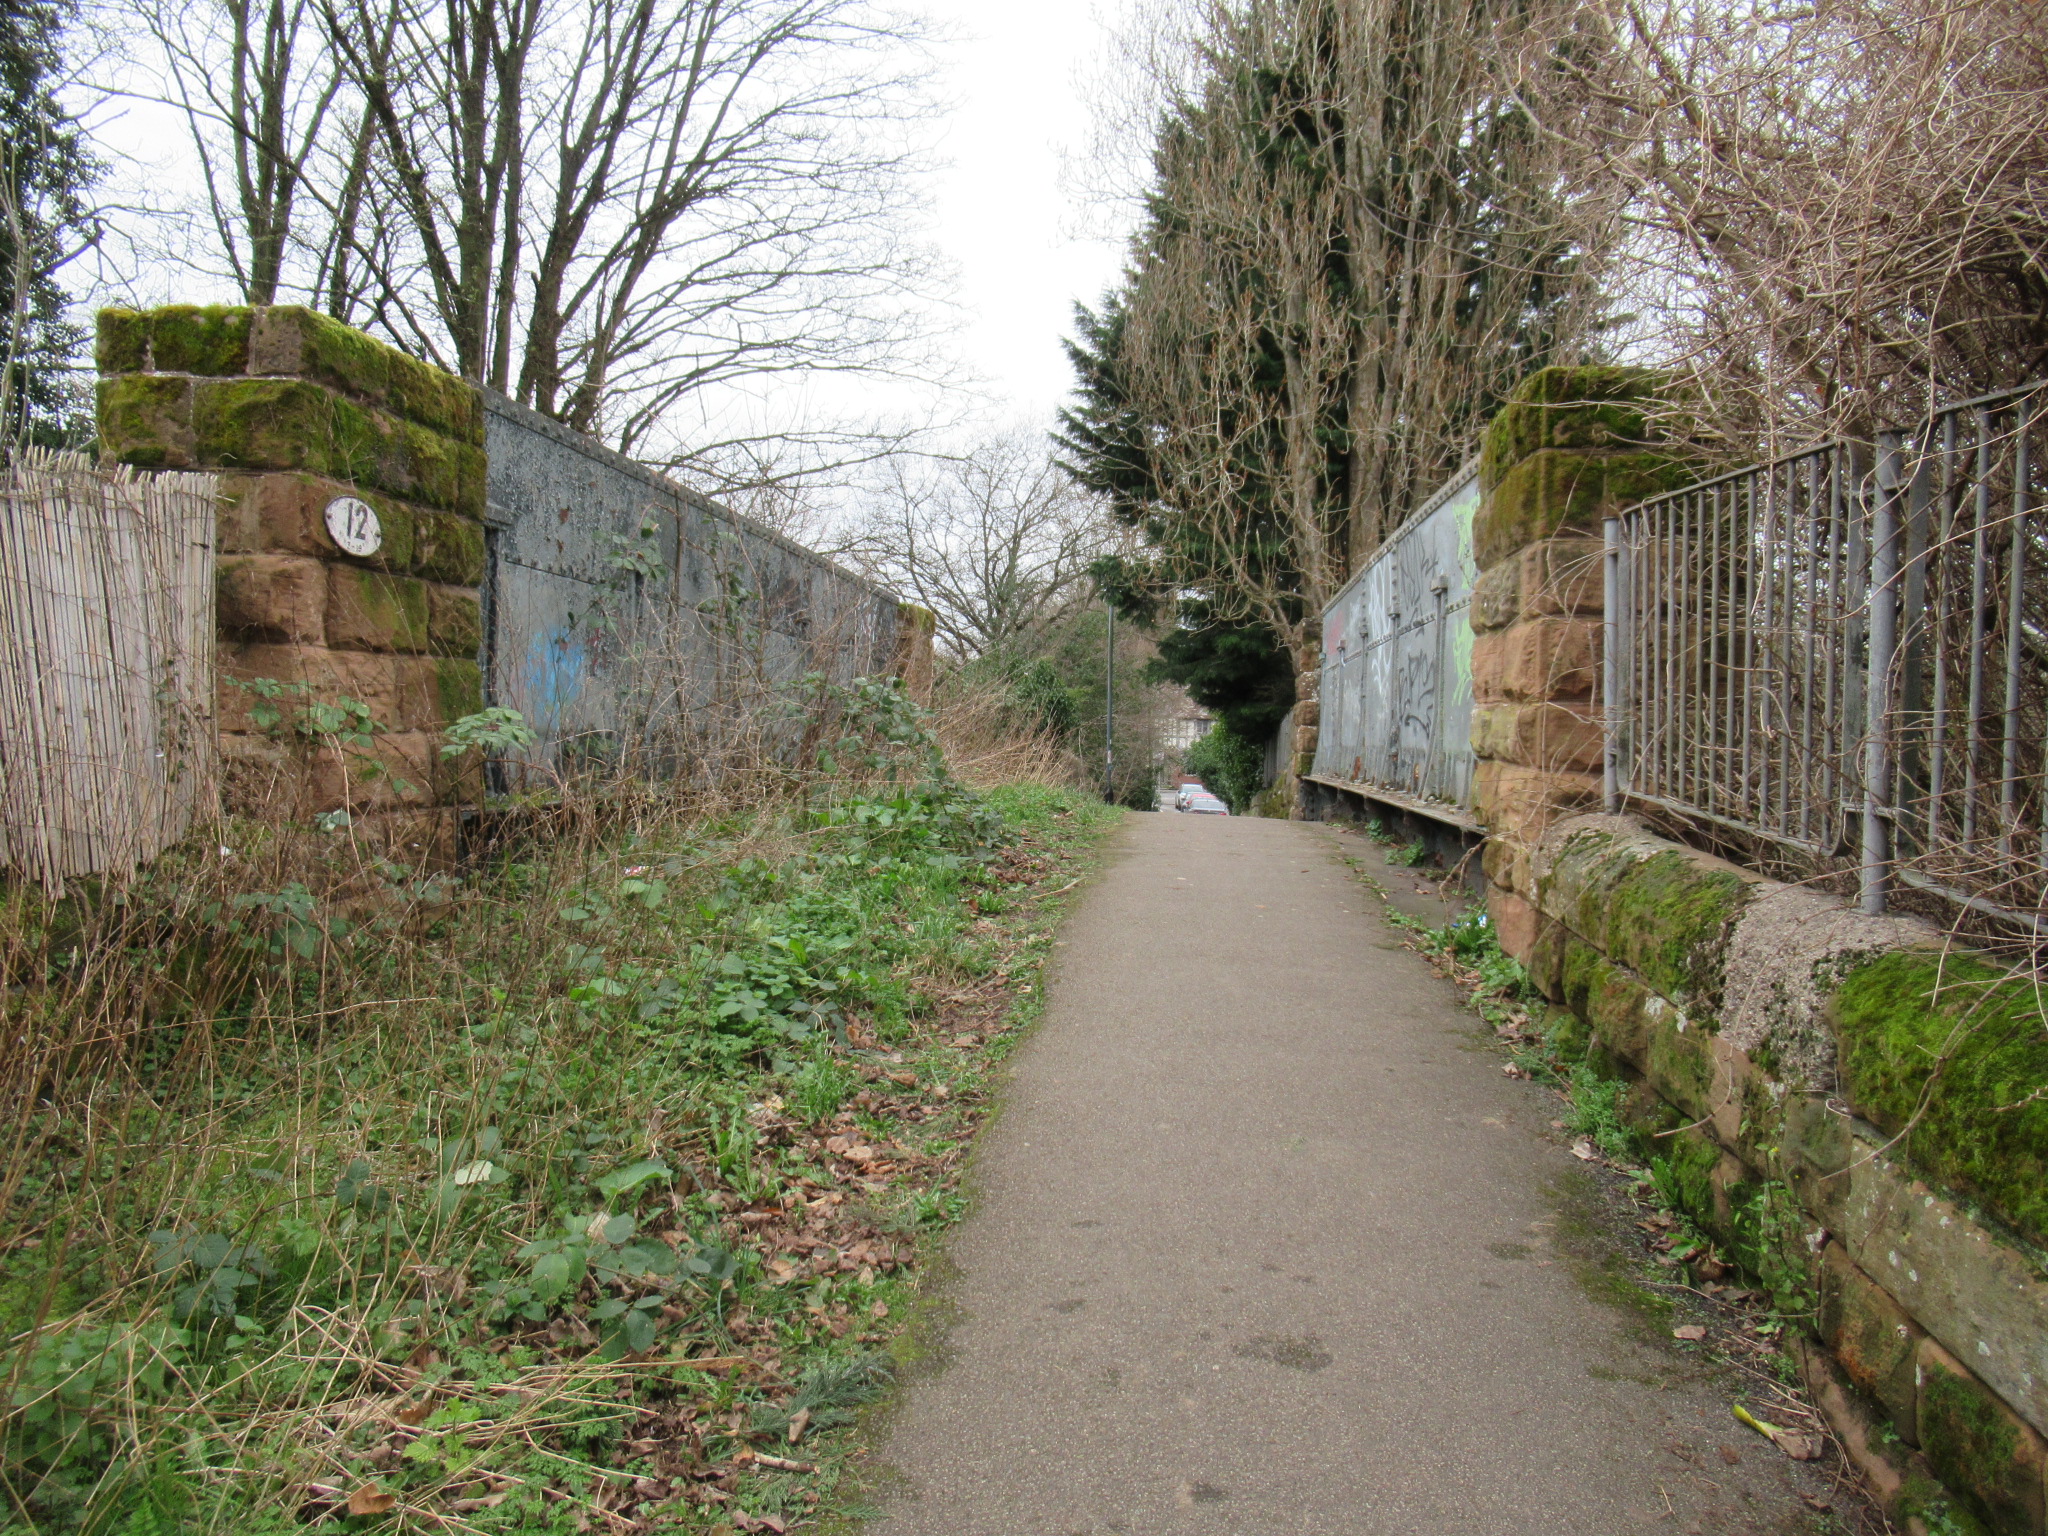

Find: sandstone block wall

[98,305,487,855]
[1462,365,2048,1536]
[1528,816,2048,1536]
[1468,367,1691,940]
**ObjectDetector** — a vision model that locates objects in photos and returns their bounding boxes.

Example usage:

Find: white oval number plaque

[325,496,382,557]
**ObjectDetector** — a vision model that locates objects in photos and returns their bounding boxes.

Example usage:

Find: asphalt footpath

[867,811,1844,1536]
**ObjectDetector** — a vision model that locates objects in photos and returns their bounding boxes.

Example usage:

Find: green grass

[0,681,1118,1533]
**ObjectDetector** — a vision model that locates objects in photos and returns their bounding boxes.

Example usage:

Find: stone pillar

[1286,666,1320,818]
[1468,367,1692,961]
[96,304,487,858]
[891,603,937,705]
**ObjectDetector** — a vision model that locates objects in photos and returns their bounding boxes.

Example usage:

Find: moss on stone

[194,376,367,475]
[1830,950,2048,1248]
[1918,1357,2041,1536]
[433,658,484,723]
[1469,559,1522,633]
[144,305,252,376]
[1476,448,1695,568]
[1818,1248,1919,1431]
[1517,364,1671,409]
[1731,1065,1790,1170]
[259,306,481,445]
[359,494,418,573]
[426,586,482,659]
[413,510,486,585]
[96,375,194,468]
[1549,834,1753,1015]
[1480,366,1671,486]
[190,378,480,515]
[96,304,253,378]
[329,568,430,653]
[1896,1472,1994,1536]
[1543,1004,1593,1062]
[1642,1005,1717,1120]
[95,308,148,374]
[1482,398,1661,487]
[1560,938,1653,1060]
[1652,1126,1720,1230]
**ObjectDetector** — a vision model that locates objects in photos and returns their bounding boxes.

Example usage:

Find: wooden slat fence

[0,450,217,892]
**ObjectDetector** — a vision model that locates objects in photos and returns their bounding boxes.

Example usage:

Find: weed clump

[0,672,1114,1531]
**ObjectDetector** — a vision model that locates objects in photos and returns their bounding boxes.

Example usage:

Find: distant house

[1162,707,1212,755]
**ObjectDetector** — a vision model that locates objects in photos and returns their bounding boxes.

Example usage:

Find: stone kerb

[1530,813,2048,1536]
[1468,366,1693,957]
[97,305,487,851]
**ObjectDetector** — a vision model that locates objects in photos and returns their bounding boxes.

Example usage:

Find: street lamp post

[1103,599,1115,803]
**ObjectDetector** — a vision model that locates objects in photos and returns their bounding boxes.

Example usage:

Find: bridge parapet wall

[1469,366,2048,1536]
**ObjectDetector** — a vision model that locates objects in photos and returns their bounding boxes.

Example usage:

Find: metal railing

[1313,465,1481,815]
[1606,380,2048,927]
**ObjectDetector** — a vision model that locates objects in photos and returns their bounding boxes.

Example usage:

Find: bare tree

[1080,0,1603,687]
[115,0,945,464]
[1556,0,2048,449]
[137,0,348,306]
[849,432,1115,662]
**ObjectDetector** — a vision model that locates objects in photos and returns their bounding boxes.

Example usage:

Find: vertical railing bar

[1740,472,1757,816]
[1965,410,1991,844]
[1674,491,1686,805]
[1845,442,1869,852]
[1634,501,1646,806]
[1822,447,1843,835]
[1999,406,2028,863]
[1653,492,1667,800]
[1755,464,1772,829]
[1666,492,1681,808]
[1646,493,1662,806]
[1655,492,1670,804]
[1863,432,1903,916]
[1897,429,1934,857]
[1641,497,1655,798]
[1714,479,1732,818]
[1636,503,1648,802]
[1928,411,1957,851]
[1760,461,1778,831]
[1697,488,1711,814]
[1681,490,1696,810]
[1800,452,1821,843]
[1777,457,1796,833]
[1604,515,1621,814]
[1671,493,1687,811]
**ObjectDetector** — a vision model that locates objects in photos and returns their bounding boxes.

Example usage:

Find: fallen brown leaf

[346,1485,397,1515]
[1672,1325,1707,1342]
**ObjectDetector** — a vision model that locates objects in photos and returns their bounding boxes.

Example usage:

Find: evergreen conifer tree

[0,0,97,447]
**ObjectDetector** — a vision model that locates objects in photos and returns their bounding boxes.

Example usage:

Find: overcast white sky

[914,0,1132,426]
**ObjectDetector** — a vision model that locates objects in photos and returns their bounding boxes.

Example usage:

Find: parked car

[1175,780,1206,811]
[1184,791,1230,815]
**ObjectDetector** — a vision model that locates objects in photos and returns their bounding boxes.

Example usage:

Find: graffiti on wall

[1312,467,1479,812]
